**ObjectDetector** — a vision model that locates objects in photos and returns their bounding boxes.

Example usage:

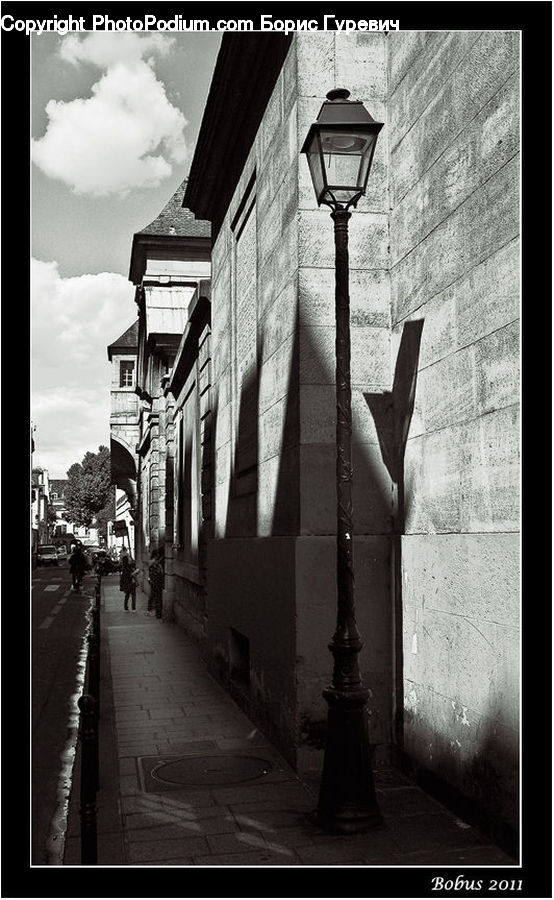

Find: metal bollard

[78,694,98,864]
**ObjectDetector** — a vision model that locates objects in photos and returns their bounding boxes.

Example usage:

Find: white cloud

[31,258,136,477]
[59,32,172,68]
[32,34,188,196]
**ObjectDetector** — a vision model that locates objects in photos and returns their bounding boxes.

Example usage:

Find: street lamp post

[301,89,384,834]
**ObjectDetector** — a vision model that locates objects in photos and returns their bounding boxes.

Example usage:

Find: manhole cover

[149,754,273,787]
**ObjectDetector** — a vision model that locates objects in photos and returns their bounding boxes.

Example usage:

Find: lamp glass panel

[319,128,376,190]
[305,132,325,202]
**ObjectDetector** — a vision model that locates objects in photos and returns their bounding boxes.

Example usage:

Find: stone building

[112,31,520,849]
[127,179,211,602]
[177,31,520,849]
[164,278,212,636]
[49,479,67,518]
[107,320,140,556]
[49,479,74,548]
[31,466,50,557]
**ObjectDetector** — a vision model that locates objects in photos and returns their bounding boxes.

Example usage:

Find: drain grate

[139,753,274,792]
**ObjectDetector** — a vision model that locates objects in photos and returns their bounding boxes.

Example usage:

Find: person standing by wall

[147,549,164,619]
[119,553,138,612]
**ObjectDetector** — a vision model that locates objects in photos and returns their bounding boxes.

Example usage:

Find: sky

[31,31,222,478]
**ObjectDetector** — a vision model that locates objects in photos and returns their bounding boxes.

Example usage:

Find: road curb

[63,580,126,865]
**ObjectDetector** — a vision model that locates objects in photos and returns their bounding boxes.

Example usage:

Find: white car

[37,545,59,566]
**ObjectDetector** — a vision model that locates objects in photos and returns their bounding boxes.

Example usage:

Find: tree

[95,486,116,543]
[65,446,112,538]
[47,502,58,539]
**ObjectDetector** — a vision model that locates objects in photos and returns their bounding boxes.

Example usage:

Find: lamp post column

[316,206,382,834]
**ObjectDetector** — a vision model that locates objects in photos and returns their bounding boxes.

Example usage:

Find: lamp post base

[316,688,383,834]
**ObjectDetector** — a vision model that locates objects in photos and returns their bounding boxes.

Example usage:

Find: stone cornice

[128,233,211,286]
[184,34,293,239]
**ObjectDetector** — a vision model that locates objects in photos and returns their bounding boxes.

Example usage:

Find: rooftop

[129,179,211,284]
[49,479,68,492]
[107,320,139,360]
[138,178,210,239]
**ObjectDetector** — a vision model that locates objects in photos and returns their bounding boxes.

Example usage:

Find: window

[119,360,134,388]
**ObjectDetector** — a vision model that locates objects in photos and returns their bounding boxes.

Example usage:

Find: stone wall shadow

[267,316,397,762]
[218,309,396,761]
[364,319,424,753]
[269,326,300,536]
[225,332,264,537]
[197,391,217,631]
[225,314,403,543]
[269,320,395,538]
[168,345,217,637]
[199,391,216,576]
[401,704,519,859]
[210,307,516,846]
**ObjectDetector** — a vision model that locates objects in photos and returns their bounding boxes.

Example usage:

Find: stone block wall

[210,46,302,541]
[293,33,394,769]
[207,43,302,760]
[211,32,393,541]
[296,33,393,537]
[295,534,392,772]
[206,537,298,759]
[207,32,395,771]
[204,33,520,827]
[388,30,520,836]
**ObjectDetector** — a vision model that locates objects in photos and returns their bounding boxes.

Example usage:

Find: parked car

[37,544,59,566]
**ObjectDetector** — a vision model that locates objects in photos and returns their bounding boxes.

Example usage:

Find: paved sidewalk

[63,576,517,867]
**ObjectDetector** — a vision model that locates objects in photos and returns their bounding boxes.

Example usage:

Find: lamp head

[301,89,383,210]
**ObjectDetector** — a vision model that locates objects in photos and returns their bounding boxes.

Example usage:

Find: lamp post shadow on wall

[301,88,384,834]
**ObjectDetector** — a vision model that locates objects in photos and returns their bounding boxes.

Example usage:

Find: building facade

[114,31,520,848]
[107,489,136,558]
[182,31,520,846]
[165,279,213,637]
[31,466,50,558]
[385,31,519,845]
[107,320,140,558]
[127,179,211,607]
[49,479,74,549]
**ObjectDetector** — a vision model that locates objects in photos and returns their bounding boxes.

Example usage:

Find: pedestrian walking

[147,549,164,618]
[119,554,139,611]
[68,544,87,593]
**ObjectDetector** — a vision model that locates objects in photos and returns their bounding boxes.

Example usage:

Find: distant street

[31,561,93,865]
